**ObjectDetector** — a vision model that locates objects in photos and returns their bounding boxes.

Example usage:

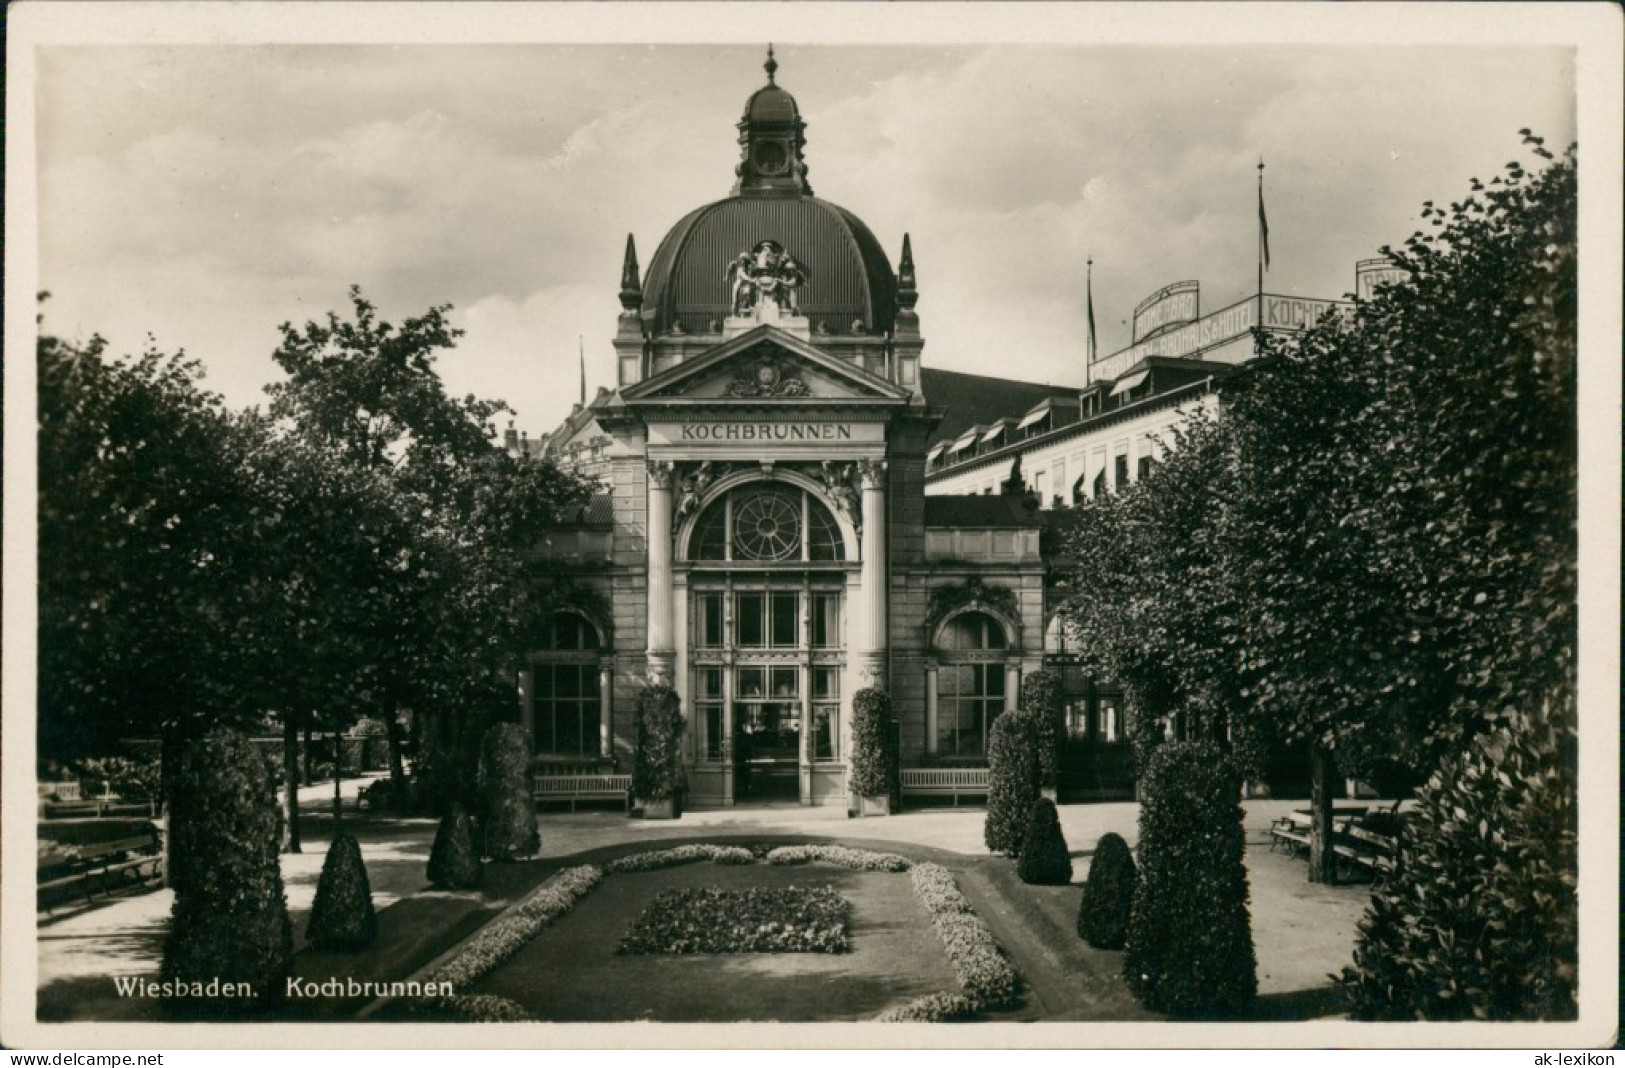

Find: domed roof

[641,196,897,338]
[636,49,899,339]
[743,84,800,125]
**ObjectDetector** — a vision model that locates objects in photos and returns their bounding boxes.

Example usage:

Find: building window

[733,591,801,649]
[689,484,844,562]
[1137,456,1153,480]
[935,611,1009,758]
[1093,469,1107,498]
[812,667,840,760]
[533,611,602,758]
[696,592,724,648]
[1114,454,1130,489]
[938,663,1005,758]
[698,667,725,761]
[812,593,840,648]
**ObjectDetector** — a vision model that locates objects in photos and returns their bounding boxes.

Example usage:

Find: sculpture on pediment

[727,240,813,317]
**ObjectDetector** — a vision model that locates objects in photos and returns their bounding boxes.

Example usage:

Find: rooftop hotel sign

[1133,281,1200,342]
[647,417,886,451]
[1090,294,1351,381]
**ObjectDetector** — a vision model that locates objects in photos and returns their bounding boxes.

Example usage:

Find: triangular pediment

[620,326,912,406]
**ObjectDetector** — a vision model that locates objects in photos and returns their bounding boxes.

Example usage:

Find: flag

[1258,178,1271,272]
[1085,259,1097,364]
[578,335,587,407]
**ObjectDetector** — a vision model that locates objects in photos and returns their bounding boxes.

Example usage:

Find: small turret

[897,233,918,312]
[619,234,642,312]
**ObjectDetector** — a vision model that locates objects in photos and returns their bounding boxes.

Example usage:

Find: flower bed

[874,992,979,1023]
[428,865,602,992]
[616,886,851,955]
[603,843,756,873]
[888,862,1021,1014]
[764,844,912,872]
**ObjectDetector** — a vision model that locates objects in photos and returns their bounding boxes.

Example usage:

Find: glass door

[733,665,800,801]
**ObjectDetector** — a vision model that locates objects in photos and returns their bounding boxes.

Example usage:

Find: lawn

[469,862,966,1022]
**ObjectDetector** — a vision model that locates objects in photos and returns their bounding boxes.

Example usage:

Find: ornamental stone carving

[725,356,810,398]
[647,459,675,489]
[856,458,888,490]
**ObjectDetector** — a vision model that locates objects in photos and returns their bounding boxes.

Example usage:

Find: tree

[1123,741,1255,1017]
[37,321,270,776]
[306,833,379,951]
[1016,797,1073,885]
[161,728,293,1015]
[477,722,539,859]
[984,710,1042,856]
[1055,137,1577,888]
[262,287,593,830]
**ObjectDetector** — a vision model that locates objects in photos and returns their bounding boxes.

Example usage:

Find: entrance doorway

[732,665,800,801]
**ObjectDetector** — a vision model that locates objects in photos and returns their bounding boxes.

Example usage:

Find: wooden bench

[38,822,163,913]
[533,773,631,812]
[900,767,990,806]
[1268,818,1311,855]
[1333,822,1398,882]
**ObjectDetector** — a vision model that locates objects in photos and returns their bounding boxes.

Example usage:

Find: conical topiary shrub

[427,801,483,889]
[984,710,1042,856]
[1016,797,1073,885]
[477,722,539,860]
[1123,741,1256,1017]
[161,727,293,1015]
[1077,832,1137,949]
[306,832,378,950]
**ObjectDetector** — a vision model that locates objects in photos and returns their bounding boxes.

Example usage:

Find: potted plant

[848,687,896,817]
[632,682,686,819]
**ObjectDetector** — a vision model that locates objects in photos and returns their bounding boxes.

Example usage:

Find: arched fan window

[689,484,844,562]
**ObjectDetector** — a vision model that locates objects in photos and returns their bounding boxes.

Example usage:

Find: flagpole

[1085,254,1096,376]
[1256,158,1266,348]
[578,334,586,408]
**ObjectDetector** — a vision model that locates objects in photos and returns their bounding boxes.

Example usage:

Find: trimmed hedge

[427,801,482,889]
[1122,741,1256,1018]
[849,687,896,798]
[1019,669,1066,789]
[477,723,539,860]
[1338,703,1577,1020]
[1016,797,1073,885]
[160,728,293,1014]
[984,710,1042,857]
[1077,832,1137,950]
[631,682,686,802]
[306,833,378,950]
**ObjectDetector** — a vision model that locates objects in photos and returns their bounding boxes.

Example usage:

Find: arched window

[936,611,1008,758]
[689,484,844,562]
[532,611,602,758]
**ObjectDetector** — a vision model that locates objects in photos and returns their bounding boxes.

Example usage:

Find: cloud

[34,42,1575,437]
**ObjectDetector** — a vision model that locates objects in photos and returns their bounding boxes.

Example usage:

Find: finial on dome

[765,44,777,84]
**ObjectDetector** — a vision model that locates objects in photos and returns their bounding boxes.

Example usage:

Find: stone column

[924,661,939,755]
[518,668,535,746]
[598,660,614,758]
[1005,661,1021,713]
[855,459,889,689]
[646,460,676,684]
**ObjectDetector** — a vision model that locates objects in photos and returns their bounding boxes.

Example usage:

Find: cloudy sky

[29,10,1576,437]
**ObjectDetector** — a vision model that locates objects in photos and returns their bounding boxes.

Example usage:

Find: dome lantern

[732,45,813,198]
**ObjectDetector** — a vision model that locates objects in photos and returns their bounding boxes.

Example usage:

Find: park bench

[533,773,632,812]
[38,819,163,913]
[1268,805,1368,858]
[1332,822,1398,882]
[900,767,990,807]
